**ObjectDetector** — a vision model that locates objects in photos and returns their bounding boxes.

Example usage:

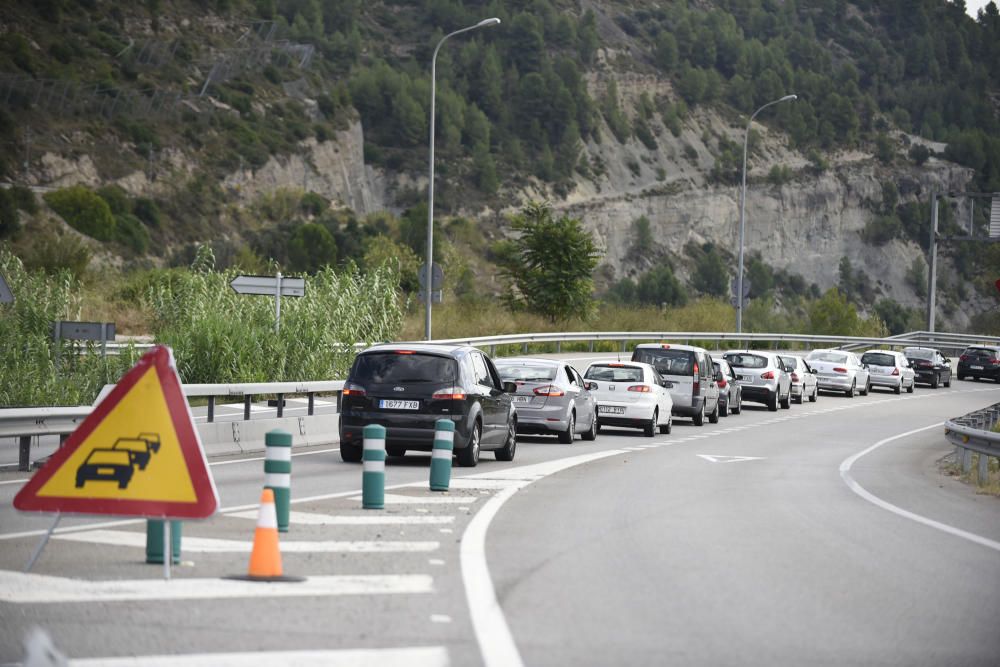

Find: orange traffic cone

[228,488,304,582]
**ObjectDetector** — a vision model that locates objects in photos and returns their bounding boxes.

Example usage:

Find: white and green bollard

[429,419,455,492]
[362,424,386,509]
[264,429,292,533]
[145,519,181,564]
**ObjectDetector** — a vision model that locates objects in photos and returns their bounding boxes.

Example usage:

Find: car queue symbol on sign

[14,346,219,519]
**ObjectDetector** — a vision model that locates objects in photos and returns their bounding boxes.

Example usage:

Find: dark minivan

[339,344,518,467]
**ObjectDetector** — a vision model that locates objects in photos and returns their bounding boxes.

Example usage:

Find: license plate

[512,395,532,403]
[379,399,419,410]
[598,405,625,414]
[971,365,983,370]
[739,375,753,381]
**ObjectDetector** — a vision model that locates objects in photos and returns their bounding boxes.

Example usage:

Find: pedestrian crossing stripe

[14,346,218,519]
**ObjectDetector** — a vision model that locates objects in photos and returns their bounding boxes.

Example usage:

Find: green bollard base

[145,519,182,565]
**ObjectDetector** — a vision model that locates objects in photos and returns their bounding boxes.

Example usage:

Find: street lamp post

[425,17,501,341]
[736,94,797,334]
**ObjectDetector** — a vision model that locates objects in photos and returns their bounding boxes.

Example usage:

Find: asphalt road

[0,374,998,666]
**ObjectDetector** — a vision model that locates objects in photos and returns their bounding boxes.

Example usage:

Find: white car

[583,361,673,437]
[806,349,871,397]
[860,349,915,394]
[779,355,818,404]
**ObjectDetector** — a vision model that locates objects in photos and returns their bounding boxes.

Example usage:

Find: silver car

[713,358,743,416]
[494,358,598,443]
[722,350,792,411]
[779,355,818,404]
[631,343,721,425]
[861,350,915,394]
[806,349,871,397]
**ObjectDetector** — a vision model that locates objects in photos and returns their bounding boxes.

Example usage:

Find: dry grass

[942,453,1000,497]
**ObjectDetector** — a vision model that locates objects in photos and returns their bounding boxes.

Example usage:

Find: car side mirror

[503,381,517,394]
[585,381,597,391]
[810,368,817,374]
[714,370,723,382]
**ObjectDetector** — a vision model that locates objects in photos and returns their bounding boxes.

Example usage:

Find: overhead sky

[964,0,994,18]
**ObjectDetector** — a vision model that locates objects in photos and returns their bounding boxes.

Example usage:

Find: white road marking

[697,455,766,464]
[439,528,454,534]
[68,647,449,667]
[350,493,479,505]
[461,449,627,667]
[429,559,445,566]
[53,530,439,553]
[0,571,434,603]
[839,422,1000,553]
[225,510,455,525]
[430,614,452,624]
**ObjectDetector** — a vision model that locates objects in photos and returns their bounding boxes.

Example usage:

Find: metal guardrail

[1,380,344,472]
[944,402,1000,486]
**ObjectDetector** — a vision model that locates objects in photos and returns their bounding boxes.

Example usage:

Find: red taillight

[533,385,565,397]
[627,385,651,392]
[960,355,968,362]
[891,368,900,376]
[692,362,700,394]
[990,359,1000,366]
[833,367,847,373]
[761,371,776,380]
[343,383,366,397]
[432,386,466,400]
[660,344,671,349]
[395,350,415,354]
[790,372,799,382]
[717,379,727,388]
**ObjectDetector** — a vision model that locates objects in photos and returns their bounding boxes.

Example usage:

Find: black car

[903,346,952,388]
[339,344,518,467]
[957,345,1000,383]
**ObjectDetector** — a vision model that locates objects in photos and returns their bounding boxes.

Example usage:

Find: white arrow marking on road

[53,530,439,552]
[0,571,433,604]
[697,455,766,463]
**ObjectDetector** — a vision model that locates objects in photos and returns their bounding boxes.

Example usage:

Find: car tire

[340,442,362,463]
[944,375,951,388]
[845,381,856,398]
[457,421,481,468]
[767,391,778,411]
[719,397,729,417]
[860,380,870,396]
[732,393,742,414]
[693,404,705,426]
[581,413,598,441]
[495,421,516,461]
[780,391,790,409]
[957,374,964,381]
[559,411,576,444]
[794,392,803,404]
[907,380,914,393]
[894,383,901,395]
[809,385,818,402]
[931,374,939,389]
[709,401,720,423]
[386,446,406,457]
[643,410,657,437]
[659,416,672,434]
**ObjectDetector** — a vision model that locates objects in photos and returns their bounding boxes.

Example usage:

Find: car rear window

[861,353,896,366]
[779,356,799,370]
[905,349,934,360]
[632,349,693,375]
[965,348,997,359]
[495,363,557,382]
[352,352,458,384]
[725,353,767,369]
[585,365,644,382]
[807,351,847,363]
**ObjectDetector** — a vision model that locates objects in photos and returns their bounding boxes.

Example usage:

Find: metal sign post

[52,321,116,371]
[230,274,306,333]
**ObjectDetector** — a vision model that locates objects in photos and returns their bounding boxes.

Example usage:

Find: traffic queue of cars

[338,341,975,466]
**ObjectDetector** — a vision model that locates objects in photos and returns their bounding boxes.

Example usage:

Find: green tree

[498,201,601,321]
[636,265,687,306]
[808,288,864,335]
[691,243,728,297]
[287,223,337,273]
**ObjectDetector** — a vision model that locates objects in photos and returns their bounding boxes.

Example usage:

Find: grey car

[713,358,742,416]
[779,355,818,404]
[494,358,598,443]
[806,349,871,397]
[631,343,721,425]
[722,350,792,411]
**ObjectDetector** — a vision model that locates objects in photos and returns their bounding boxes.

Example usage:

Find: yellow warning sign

[15,346,218,518]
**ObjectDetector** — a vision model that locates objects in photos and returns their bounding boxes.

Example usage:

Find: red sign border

[13,346,219,519]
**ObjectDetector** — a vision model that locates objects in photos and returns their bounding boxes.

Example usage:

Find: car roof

[360,343,474,357]
[634,343,707,352]
[964,345,1000,351]
[903,346,939,352]
[862,349,901,355]
[493,357,561,366]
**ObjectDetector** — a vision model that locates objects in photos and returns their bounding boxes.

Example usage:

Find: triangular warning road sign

[697,455,765,464]
[14,346,218,519]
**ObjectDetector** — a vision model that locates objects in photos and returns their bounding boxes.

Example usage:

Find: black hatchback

[957,345,1000,382]
[339,344,518,467]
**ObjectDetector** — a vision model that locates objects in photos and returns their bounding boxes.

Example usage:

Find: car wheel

[457,421,481,468]
[845,381,855,398]
[944,375,951,388]
[767,391,778,411]
[340,441,362,463]
[809,385,818,402]
[894,382,901,395]
[643,410,657,437]
[581,413,598,441]
[793,391,803,404]
[693,403,705,426]
[957,374,964,381]
[732,393,742,414]
[719,397,729,417]
[709,401,720,423]
[931,374,939,389]
[659,416,672,434]
[495,421,516,461]
[780,391,790,409]
[386,446,406,457]
[860,380,870,396]
[558,411,576,444]
[906,380,914,393]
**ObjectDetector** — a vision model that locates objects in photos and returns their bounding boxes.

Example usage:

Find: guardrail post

[589,340,594,353]
[960,448,973,473]
[523,342,528,354]
[276,393,284,418]
[362,424,386,509]
[265,429,292,532]
[308,393,314,416]
[19,436,30,472]
[977,454,990,486]
[244,395,252,421]
[556,341,562,353]
[429,419,455,492]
